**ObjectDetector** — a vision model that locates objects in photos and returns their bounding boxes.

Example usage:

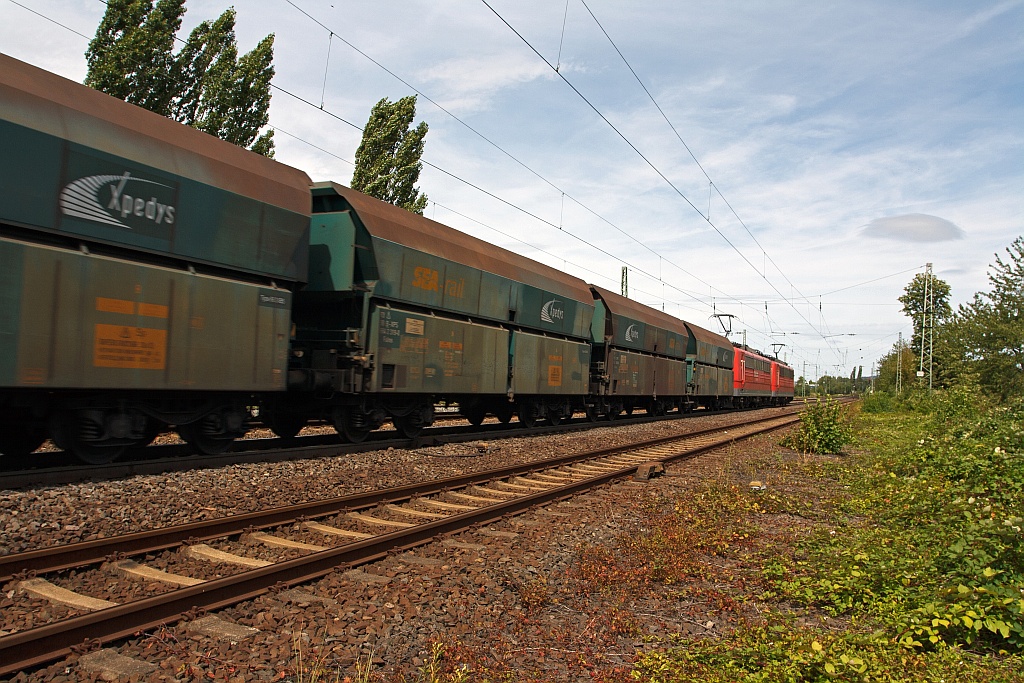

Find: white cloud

[0,0,1020,375]
[416,52,554,114]
[861,214,966,242]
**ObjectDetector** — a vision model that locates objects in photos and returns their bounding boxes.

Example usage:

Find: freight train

[0,55,793,466]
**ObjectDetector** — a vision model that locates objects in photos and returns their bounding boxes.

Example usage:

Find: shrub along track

[0,411,801,676]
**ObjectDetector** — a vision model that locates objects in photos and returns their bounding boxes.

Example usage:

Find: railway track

[0,409,802,676]
[0,405,761,489]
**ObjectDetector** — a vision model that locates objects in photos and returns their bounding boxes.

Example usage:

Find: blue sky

[2,0,1022,378]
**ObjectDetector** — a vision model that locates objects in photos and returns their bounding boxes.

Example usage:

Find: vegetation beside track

[631,387,1023,682]
[391,389,1022,682]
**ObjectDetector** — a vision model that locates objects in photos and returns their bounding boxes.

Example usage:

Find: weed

[630,388,1023,681]
[781,397,854,454]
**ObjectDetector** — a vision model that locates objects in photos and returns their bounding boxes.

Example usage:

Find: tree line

[875,237,1023,402]
[85,0,428,213]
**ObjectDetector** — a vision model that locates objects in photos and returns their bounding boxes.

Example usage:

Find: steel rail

[0,404,781,489]
[0,413,799,675]
[0,410,799,582]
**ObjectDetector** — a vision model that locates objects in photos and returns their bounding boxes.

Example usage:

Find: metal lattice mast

[917,263,935,390]
[621,266,628,298]
[896,331,903,395]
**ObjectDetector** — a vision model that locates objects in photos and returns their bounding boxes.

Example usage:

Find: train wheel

[50,413,126,465]
[461,403,487,427]
[547,401,571,426]
[585,404,600,422]
[394,404,434,439]
[333,407,371,443]
[517,401,542,428]
[494,402,514,425]
[177,423,235,455]
[267,412,306,439]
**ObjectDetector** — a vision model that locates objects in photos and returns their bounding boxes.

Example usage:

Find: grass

[630,388,1024,682]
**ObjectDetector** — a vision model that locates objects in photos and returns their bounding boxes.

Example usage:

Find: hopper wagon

[0,54,310,463]
[0,54,797,466]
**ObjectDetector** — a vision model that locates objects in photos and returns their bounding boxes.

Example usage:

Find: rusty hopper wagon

[588,285,690,418]
[276,183,595,441]
[683,322,735,409]
[0,55,311,463]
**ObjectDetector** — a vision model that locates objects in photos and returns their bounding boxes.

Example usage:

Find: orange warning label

[93,324,167,369]
[547,365,563,387]
[138,302,169,319]
[96,297,135,314]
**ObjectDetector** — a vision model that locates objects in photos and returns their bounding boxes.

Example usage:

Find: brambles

[781,397,854,454]
[630,386,1022,681]
[860,392,894,413]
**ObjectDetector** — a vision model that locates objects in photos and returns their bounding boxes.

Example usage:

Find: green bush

[781,397,854,454]
[629,387,1023,682]
[862,392,895,413]
[778,389,1024,655]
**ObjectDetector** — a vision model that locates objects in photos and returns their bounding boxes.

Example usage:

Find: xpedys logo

[59,172,177,230]
[540,298,565,324]
[625,324,641,342]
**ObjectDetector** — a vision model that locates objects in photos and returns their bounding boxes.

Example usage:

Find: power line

[579,0,812,305]
[274,0,808,352]
[7,0,90,39]
[479,0,843,360]
[279,0,725,305]
[16,0,826,367]
[278,0,799,352]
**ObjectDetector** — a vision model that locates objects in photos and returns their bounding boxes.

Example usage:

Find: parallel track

[0,410,802,675]
[0,404,784,489]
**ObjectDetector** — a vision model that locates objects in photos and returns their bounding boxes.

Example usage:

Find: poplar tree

[84,0,183,114]
[84,0,275,156]
[351,96,429,214]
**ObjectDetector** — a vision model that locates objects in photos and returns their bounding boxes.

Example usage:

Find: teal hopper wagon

[0,55,312,463]
[279,183,596,441]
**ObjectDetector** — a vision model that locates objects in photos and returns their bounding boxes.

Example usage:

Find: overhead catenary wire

[574,1,854,351]
[13,0,738,331]
[280,0,724,304]
[17,0,886,370]
[269,4,845,362]
[476,1,838,348]
[273,0,806,351]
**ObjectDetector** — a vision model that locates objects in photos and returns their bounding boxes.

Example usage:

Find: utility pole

[620,266,628,298]
[896,331,903,395]
[917,263,934,390]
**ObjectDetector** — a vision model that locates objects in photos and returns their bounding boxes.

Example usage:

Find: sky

[2,0,1022,379]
